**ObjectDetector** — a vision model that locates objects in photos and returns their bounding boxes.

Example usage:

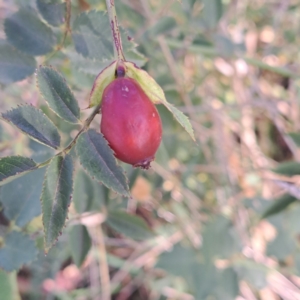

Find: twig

[21,102,102,171]
[43,0,72,63]
[89,225,111,300]
[110,231,183,287]
[105,0,125,61]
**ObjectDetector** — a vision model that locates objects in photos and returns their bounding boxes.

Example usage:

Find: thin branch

[89,225,111,300]
[35,102,102,169]
[105,0,125,61]
[110,231,183,287]
[43,0,72,63]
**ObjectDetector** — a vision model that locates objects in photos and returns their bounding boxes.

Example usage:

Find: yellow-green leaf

[124,61,195,141]
[89,60,117,107]
[162,101,195,141]
[124,61,166,104]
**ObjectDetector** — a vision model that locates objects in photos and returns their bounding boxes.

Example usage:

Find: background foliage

[1,0,300,299]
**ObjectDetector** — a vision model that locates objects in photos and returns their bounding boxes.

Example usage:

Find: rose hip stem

[105,0,125,61]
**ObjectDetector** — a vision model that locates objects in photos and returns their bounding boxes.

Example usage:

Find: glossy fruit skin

[100,77,162,168]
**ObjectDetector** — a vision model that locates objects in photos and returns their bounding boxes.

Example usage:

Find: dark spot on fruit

[133,157,154,170]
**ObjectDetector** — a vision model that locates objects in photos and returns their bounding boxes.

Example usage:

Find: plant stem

[36,103,102,169]
[89,225,111,300]
[43,0,71,63]
[105,0,125,61]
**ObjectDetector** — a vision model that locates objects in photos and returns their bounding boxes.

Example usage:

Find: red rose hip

[100,77,162,169]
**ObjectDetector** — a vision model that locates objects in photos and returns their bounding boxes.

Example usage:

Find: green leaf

[69,225,91,267]
[261,194,297,219]
[202,0,223,29]
[266,214,297,260]
[234,259,268,289]
[162,101,195,141]
[73,168,105,214]
[37,0,66,27]
[37,66,80,123]
[4,8,56,56]
[148,17,177,36]
[156,243,197,278]
[0,156,37,186]
[0,270,20,300]
[41,155,73,252]
[0,231,38,271]
[76,129,129,197]
[0,40,36,84]
[288,132,300,147]
[214,268,239,300]
[123,49,147,68]
[0,168,45,227]
[124,61,195,141]
[64,49,114,76]
[202,215,241,261]
[119,28,147,67]
[214,34,235,58]
[273,161,300,176]
[72,10,113,60]
[72,10,144,64]
[2,105,61,149]
[124,61,166,105]
[106,210,154,240]
[156,244,231,299]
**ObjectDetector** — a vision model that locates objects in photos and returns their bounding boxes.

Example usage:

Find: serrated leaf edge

[124,61,195,141]
[2,103,61,149]
[36,65,80,124]
[4,8,56,56]
[40,154,73,253]
[76,130,130,197]
[63,48,115,75]
[0,155,38,186]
